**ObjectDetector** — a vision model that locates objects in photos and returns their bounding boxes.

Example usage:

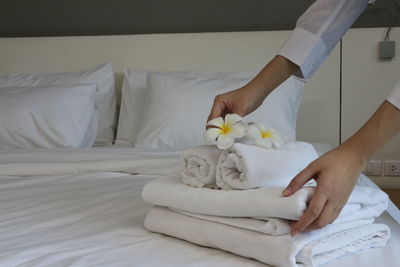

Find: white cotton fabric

[173,209,291,236]
[181,145,221,188]
[145,206,390,267]
[115,68,260,147]
[0,63,116,145]
[174,202,386,236]
[143,175,313,220]
[0,149,180,177]
[79,109,99,148]
[0,84,97,149]
[0,147,398,266]
[134,72,304,149]
[141,175,388,222]
[216,142,319,190]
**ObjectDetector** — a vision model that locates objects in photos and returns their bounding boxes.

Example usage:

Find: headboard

[0,31,341,148]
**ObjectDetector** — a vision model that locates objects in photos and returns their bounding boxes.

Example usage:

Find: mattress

[0,146,399,266]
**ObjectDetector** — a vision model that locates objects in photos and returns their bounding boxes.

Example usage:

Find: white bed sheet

[0,146,399,267]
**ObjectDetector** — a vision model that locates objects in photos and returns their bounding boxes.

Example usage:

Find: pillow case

[0,84,98,149]
[134,73,304,150]
[0,63,116,145]
[115,68,259,146]
[79,103,99,148]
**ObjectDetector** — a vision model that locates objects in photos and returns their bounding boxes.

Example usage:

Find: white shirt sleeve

[278,0,370,79]
[278,0,400,110]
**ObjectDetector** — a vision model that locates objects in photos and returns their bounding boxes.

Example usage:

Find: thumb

[282,163,317,197]
[207,97,225,127]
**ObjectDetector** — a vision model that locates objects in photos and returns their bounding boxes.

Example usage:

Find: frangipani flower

[246,122,285,149]
[205,114,247,149]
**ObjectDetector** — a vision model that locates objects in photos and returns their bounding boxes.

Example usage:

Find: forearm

[342,100,400,164]
[244,55,299,100]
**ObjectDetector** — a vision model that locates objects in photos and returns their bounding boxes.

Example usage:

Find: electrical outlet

[364,160,382,176]
[384,161,400,176]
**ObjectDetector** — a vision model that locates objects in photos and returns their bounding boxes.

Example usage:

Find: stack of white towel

[142,142,390,267]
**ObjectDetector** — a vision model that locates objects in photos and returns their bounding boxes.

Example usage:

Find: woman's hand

[206,55,300,125]
[207,86,265,123]
[283,100,400,236]
[282,145,367,236]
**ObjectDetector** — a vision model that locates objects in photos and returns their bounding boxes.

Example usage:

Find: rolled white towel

[145,206,390,267]
[181,145,221,188]
[216,142,319,190]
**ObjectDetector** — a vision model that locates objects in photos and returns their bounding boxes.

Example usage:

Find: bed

[0,146,399,266]
[0,30,399,266]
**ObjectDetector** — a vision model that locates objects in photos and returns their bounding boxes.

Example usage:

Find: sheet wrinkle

[0,151,181,177]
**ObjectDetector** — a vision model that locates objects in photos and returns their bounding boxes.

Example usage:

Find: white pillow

[79,103,99,148]
[0,63,116,145]
[115,68,259,146]
[0,84,98,149]
[134,73,304,149]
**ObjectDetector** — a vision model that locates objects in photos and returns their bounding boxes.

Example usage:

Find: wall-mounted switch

[364,160,382,176]
[379,40,395,60]
[384,160,400,176]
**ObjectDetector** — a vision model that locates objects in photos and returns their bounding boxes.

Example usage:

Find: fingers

[326,207,342,226]
[282,162,318,197]
[303,201,337,232]
[208,95,225,120]
[206,96,225,128]
[290,190,328,236]
[327,205,343,225]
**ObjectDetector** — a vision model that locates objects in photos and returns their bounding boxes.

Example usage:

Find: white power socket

[364,160,382,176]
[384,161,400,176]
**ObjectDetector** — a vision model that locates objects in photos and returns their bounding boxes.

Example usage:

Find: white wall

[298,45,340,147]
[343,27,400,187]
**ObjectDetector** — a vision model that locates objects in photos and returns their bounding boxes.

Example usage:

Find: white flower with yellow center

[205,114,247,149]
[246,122,285,149]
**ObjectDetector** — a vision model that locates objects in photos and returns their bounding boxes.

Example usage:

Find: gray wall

[0,0,399,37]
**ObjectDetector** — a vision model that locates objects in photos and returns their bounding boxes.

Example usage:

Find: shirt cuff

[387,81,400,110]
[278,28,329,79]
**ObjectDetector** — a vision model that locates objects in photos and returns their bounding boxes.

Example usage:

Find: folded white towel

[216,142,319,190]
[145,206,390,267]
[180,145,221,188]
[173,209,291,236]
[143,175,312,219]
[142,175,388,221]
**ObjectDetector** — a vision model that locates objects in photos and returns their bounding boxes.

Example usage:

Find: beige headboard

[0,31,341,148]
